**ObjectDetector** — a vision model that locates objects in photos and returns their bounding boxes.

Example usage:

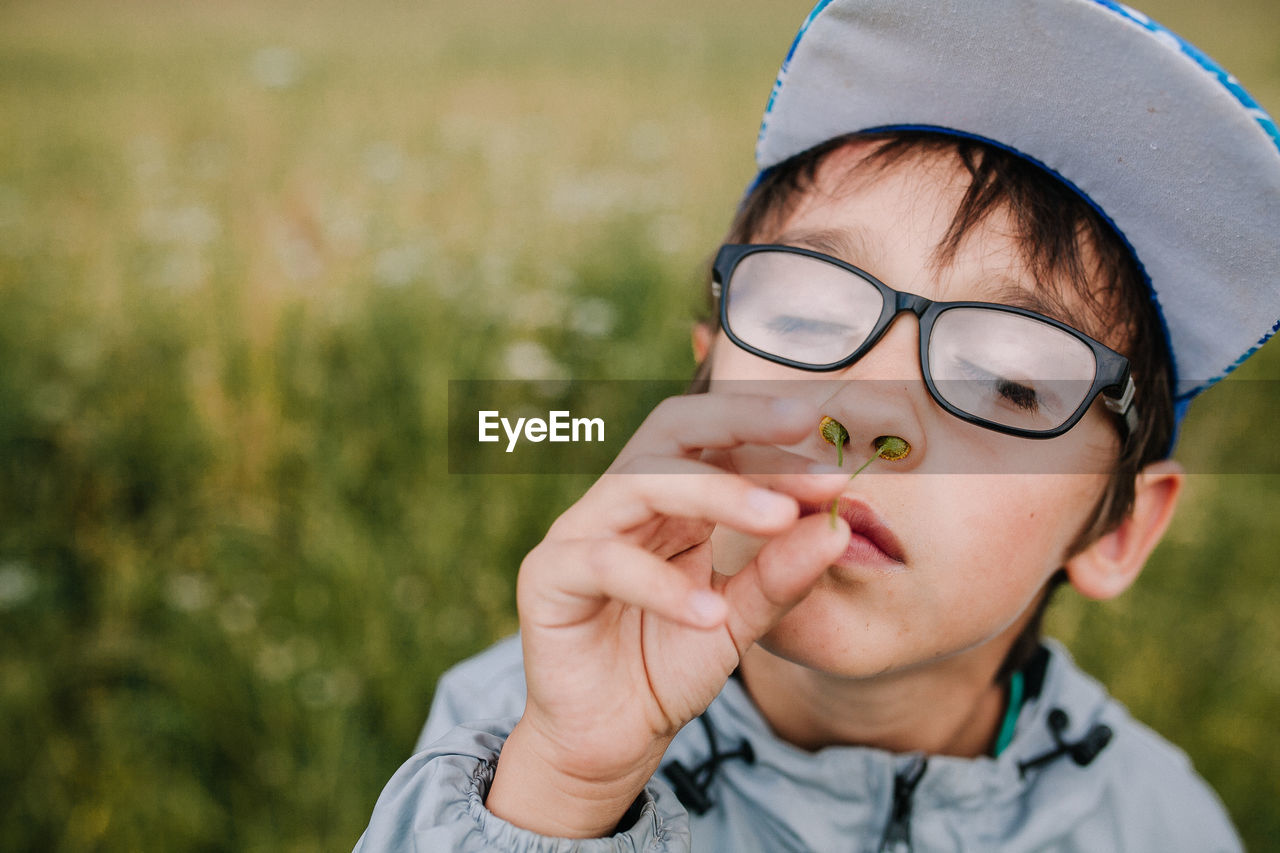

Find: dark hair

[688,131,1175,681]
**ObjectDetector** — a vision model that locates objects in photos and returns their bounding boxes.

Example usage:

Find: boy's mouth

[798,497,906,566]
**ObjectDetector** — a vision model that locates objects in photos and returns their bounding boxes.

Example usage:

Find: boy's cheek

[916,474,1108,577]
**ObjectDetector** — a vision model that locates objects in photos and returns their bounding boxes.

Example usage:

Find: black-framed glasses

[712,244,1137,439]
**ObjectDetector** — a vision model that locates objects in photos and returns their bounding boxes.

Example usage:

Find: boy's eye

[995,378,1039,411]
[765,315,854,337]
[956,358,1041,412]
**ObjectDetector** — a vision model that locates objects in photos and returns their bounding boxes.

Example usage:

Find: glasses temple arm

[1102,375,1138,437]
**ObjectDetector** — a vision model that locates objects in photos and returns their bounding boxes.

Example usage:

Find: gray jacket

[354,635,1241,852]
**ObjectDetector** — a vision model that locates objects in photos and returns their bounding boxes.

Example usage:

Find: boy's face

[704,141,1122,679]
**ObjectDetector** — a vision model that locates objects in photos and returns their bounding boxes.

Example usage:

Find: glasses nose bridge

[859,289,934,379]
[871,289,935,350]
[852,287,933,376]
[892,290,934,319]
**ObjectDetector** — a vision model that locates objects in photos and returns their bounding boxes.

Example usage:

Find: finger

[610,394,819,468]
[522,538,728,630]
[637,516,717,562]
[720,514,852,647]
[553,455,800,540]
[700,444,857,504]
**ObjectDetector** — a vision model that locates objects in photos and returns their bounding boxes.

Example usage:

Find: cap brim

[756,0,1280,400]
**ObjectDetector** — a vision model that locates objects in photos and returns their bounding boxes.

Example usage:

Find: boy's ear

[691,322,714,363]
[1065,460,1185,600]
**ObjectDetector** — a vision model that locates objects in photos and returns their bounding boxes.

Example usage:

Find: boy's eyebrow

[773,227,883,271]
[985,279,1098,338]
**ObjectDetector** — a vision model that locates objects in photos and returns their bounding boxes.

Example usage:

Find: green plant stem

[829,449,883,528]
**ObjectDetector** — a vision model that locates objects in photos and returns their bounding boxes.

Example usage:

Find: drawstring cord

[660,653,1110,833]
[662,713,755,815]
[1017,708,1113,777]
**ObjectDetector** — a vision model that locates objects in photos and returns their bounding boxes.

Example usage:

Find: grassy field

[1,1,1277,849]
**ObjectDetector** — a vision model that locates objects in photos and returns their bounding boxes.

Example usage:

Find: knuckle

[620,453,677,478]
[651,395,685,418]
[645,395,694,430]
[613,454,652,476]
[585,538,621,576]
[545,513,574,538]
[519,540,553,575]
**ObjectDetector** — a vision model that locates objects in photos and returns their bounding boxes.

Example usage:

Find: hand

[486,393,852,837]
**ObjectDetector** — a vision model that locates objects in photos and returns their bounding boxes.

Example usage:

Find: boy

[356,1,1277,849]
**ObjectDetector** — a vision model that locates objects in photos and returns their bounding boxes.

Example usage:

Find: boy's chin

[756,592,1018,683]
[755,608,917,681]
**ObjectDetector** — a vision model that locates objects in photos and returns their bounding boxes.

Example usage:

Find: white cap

[755,0,1280,412]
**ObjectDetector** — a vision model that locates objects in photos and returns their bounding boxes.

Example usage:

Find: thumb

[719,514,850,647]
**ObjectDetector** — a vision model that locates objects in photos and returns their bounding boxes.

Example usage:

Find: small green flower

[819,418,911,528]
[819,415,849,467]
[873,435,911,461]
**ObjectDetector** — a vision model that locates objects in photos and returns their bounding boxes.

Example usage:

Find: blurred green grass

[0,0,1276,849]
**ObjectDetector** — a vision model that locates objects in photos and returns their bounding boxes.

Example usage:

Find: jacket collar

[669,639,1115,810]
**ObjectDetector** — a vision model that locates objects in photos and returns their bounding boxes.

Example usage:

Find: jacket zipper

[878,756,928,853]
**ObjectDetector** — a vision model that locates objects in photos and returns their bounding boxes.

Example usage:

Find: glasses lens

[725,251,884,366]
[929,307,1098,432]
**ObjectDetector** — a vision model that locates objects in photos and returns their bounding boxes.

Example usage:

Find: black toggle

[1017,708,1113,778]
[662,714,755,815]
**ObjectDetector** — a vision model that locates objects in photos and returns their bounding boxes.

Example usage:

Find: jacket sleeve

[352,717,692,852]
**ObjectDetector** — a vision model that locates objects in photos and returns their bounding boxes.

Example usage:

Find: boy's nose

[843,306,927,382]
[816,314,929,469]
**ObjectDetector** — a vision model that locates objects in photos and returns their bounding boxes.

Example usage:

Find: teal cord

[993,670,1024,758]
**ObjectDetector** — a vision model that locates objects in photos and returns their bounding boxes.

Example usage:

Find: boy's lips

[798,497,906,566]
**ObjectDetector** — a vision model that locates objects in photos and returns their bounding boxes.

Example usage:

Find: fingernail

[747,487,794,518]
[807,462,846,475]
[688,591,726,625]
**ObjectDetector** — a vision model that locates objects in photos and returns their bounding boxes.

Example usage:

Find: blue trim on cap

[1089,0,1280,402]
[1089,1,1280,156]
[757,0,836,151]
[1170,395,1192,450]
[1219,319,1280,379]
